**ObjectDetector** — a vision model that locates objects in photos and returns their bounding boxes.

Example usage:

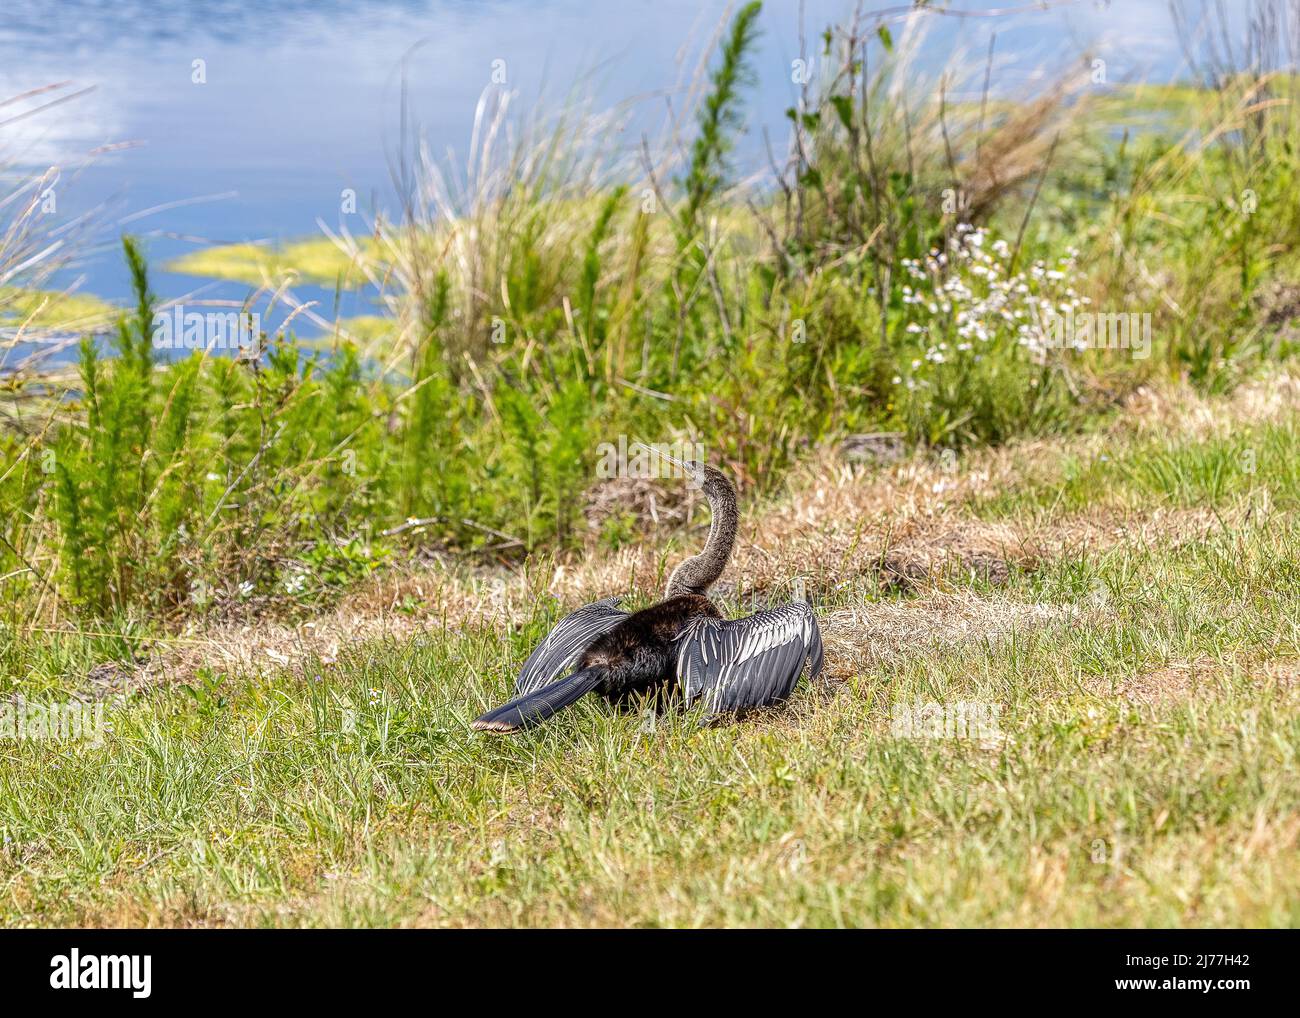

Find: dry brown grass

[820,591,1073,681]
[1085,657,1300,710]
[1124,370,1300,440]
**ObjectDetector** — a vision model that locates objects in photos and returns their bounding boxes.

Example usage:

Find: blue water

[0,0,1191,341]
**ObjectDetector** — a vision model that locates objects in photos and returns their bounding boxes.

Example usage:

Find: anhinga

[472,455,824,732]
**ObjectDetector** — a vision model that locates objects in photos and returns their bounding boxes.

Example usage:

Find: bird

[471,453,824,733]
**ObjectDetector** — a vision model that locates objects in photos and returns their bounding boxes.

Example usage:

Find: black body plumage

[583,594,722,705]
[471,596,720,731]
[471,461,823,733]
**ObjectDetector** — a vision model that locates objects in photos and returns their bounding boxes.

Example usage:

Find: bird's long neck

[665,475,738,598]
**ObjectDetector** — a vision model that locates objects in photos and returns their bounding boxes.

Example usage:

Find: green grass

[0,287,117,333]
[975,412,1300,518]
[2,398,1298,927]
[164,239,380,289]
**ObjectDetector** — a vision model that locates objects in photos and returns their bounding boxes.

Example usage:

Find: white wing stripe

[515,597,626,696]
[676,602,823,716]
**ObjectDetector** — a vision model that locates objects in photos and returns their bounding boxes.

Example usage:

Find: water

[0,0,1188,344]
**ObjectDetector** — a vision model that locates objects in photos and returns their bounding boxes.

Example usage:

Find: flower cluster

[283,570,309,595]
[891,224,1088,391]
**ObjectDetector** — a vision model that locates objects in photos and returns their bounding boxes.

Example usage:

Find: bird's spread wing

[515,597,627,696]
[675,601,823,716]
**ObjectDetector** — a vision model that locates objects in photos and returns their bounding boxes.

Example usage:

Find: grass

[977,410,1300,518]
[1,373,1298,927]
[0,287,116,335]
[165,239,381,290]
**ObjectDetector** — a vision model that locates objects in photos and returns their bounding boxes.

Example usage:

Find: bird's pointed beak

[632,444,703,489]
[661,452,704,490]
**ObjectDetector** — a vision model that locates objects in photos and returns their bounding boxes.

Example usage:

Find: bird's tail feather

[472,667,604,733]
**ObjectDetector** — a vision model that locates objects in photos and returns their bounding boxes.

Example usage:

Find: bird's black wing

[514,596,627,697]
[675,601,823,716]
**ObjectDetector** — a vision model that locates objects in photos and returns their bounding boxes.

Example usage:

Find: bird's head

[655,450,733,499]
